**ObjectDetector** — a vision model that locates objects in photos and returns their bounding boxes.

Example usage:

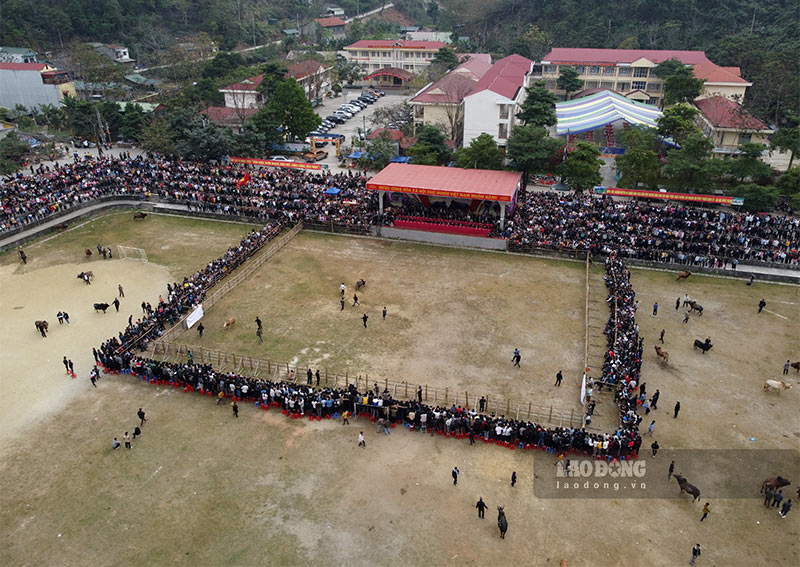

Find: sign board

[185,304,204,329]
[601,187,740,205]
[229,157,328,171]
[731,197,745,206]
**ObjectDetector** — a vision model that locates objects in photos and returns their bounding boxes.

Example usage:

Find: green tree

[260,79,321,141]
[652,59,685,79]
[363,134,397,171]
[508,24,553,62]
[725,143,772,184]
[62,96,96,139]
[431,47,460,71]
[558,142,603,192]
[661,67,704,105]
[454,133,504,169]
[506,124,562,187]
[97,101,123,139]
[728,183,779,212]
[120,103,147,141]
[202,52,246,79]
[775,167,800,197]
[139,116,178,155]
[256,62,290,102]
[0,132,30,174]
[516,81,557,128]
[664,133,717,191]
[409,125,451,165]
[657,103,700,144]
[557,66,583,99]
[770,126,800,169]
[616,127,660,189]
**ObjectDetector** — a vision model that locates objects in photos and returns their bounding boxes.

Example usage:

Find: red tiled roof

[543,48,710,65]
[288,60,324,79]
[691,61,750,85]
[467,54,532,100]
[0,62,48,71]
[412,54,492,104]
[221,74,264,92]
[367,128,417,148]
[363,67,414,81]
[315,17,346,27]
[694,96,770,131]
[345,39,447,50]
[201,106,258,124]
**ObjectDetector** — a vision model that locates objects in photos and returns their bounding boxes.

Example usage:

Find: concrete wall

[463,89,503,147]
[379,226,507,250]
[0,69,62,109]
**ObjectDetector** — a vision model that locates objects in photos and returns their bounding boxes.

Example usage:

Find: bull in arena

[224,316,236,328]
[654,345,669,364]
[693,338,713,353]
[94,302,110,313]
[497,507,508,539]
[676,270,692,281]
[355,278,366,291]
[675,474,701,501]
[34,320,49,337]
[687,300,704,315]
[133,212,148,220]
[761,476,791,493]
[790,361,800,373]
[763,380,792,393]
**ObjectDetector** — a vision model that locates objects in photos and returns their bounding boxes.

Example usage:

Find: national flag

[236,172,250,187]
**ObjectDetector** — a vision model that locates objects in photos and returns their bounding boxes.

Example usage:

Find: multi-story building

[0,63,75,109]
[462,54,534,148]
[0,46,38,64]
[693,96,773,158]
[539,48,751,106]
[342,40,446,86]
[89,42,135,66]
[410,54,493,140]
[218,61,332,114]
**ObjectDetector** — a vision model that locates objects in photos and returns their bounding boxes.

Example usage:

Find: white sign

[185,304,204,329]
[580,373,587,406]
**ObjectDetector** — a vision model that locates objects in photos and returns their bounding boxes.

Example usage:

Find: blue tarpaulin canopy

[390,156,412,163]
[324,187,341,195]
[348,151,364,159]
[556,90,662,136]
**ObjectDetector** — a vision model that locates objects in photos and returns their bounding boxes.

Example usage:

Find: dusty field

[173,231,586,414]
[0,216,798,567]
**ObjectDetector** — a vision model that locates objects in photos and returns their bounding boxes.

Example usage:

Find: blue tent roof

[348,151,363,159]
[556,90,662,136]
[390,156,412,163]
[324,187,341,195]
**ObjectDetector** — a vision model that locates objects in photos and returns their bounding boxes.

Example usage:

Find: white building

[462,54,533,148]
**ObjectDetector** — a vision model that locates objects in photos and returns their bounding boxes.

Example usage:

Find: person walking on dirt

[652,302,658,316]
[668,460,675,479]
[315,369,320,386]
[675,298,680,311]
[690,544,701,565]
[358,431,366,448]
[57,311,64,325]
[63,356,70,373]
[123,432,132,449]
[758,299,766,313]
[256,328,263,343]
[63,312,70,325]
[133,426,142,439]
[197,323,204,337]
[68,359,74,375]
[342,411,350,425]
[138,408,147,426]
[232,402,239,418]
[18,247,27,264]
[340,297,345,310]
[476,497,487,518]
[113,298,120,312]
[700,502,710,522]
[512,348,521,367]
[340,283,346,296]
[674,402,681,419]
[452,466,460,485]
[659,329,665,344]
[554,370,563,387]
[118,284,124,297]
[353,293,359,306]
[362,313,368,328]
[511,471,517,487]
[217,390,225,405]
[255,317,262,331]
[382,306,387,320]
[785,360,791,375]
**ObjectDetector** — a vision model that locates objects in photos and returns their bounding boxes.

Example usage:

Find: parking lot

[305,88,410,172]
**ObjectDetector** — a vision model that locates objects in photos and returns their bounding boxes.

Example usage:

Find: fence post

[384,377,388,391]
[445,387,448,405]
[465,391,468,409]
[393,383,396,398]
[346,371,348,386]
[528,401,532,420]
[434,389,437,404]
[549,406,553,422]
[405,383,408,398]
[268,360,271,373]
[516,404,519,420]
[425,385,428,401]
[506,399,510,416]
[570,409,574,427]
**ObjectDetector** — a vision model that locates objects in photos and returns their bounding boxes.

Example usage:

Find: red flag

[236,172,250,187]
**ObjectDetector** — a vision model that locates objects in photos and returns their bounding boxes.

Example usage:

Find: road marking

[764,309,788,320]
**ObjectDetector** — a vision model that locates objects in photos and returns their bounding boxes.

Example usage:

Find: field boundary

[155,223,302,345]
[150,341,583,428]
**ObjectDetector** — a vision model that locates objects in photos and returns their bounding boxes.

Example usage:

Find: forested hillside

[428,0,799,125]
[0,0,383,55]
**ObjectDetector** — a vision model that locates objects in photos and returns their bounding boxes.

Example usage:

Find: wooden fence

[149,341,582,428]
[155,223,302,344]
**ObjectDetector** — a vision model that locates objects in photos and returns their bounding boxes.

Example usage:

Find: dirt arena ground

[173,231,586,415]
[1,214,798,566]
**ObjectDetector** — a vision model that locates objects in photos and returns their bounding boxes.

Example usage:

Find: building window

[360,50,369,57]
[414,105,424,119]
[499,104,509,119]
[588,66,601,75]
[646,82,662,92]
[545,80,557,89]
[617,67,631,76]
[498,123,508,139]
[739,133,752,144]
[603,66,616,76]
[648,97,659,105]
[383,51,390,57]
[404,64,412,70]
[585,80,599,89]
[543,64,557,74]
[633,67,649,78]
[617,82,630,91]
[384,63,391,68]
[574,65,586,74]
[632,81,646,90]
[601,81,614,89]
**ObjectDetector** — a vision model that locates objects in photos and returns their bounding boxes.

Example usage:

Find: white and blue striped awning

[556,90,662,136]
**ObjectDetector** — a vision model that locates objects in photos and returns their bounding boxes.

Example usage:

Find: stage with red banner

[393,216,493,237]
[230,156,328,171]
[594,186,744,206]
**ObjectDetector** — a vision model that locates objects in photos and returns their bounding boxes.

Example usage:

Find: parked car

[340,104,361,112]
[303,149,329,162]
[270,156,292,162]
[325,115,345,124]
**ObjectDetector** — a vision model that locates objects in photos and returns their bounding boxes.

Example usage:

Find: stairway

[605,124,616,147]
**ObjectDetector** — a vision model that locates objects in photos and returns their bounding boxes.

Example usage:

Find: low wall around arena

[621,257,800,284]
[378,227,508,250]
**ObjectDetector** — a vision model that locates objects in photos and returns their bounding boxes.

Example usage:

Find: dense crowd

[508,192,800,265]
[4,154,798,267]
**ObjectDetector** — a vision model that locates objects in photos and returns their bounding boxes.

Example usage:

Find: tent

[390,156,412,163]
[324,187,341,195]
[348,151,364,159]
[556,90,662,136]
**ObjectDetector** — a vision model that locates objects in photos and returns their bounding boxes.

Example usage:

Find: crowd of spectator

[3,154,798,266]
